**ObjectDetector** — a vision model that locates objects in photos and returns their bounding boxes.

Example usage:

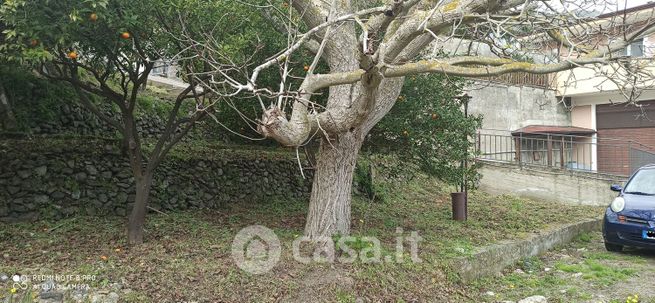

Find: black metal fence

[476,129,655,177]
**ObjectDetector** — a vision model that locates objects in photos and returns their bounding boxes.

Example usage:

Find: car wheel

[604,242,623,252]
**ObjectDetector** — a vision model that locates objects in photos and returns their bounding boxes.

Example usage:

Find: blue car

[603,164,655,252]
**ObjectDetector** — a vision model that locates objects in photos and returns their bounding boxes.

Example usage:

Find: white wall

[479,162,627,206]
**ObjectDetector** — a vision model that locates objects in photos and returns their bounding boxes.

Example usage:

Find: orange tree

[0,0,274,244]
[367,75,482,192]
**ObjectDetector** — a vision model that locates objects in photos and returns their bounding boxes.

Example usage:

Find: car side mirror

[610,184,623,192]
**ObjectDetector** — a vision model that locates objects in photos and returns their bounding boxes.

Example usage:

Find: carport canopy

[511,125,596,136]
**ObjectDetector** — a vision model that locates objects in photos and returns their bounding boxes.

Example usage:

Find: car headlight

[610,197,625,213]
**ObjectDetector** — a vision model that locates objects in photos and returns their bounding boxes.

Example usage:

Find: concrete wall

[466,82,570,132]
[452,218,602,282]
[479,161,627,206]
[557,63,655,96]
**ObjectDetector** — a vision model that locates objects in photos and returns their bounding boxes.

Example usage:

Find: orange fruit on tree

[303,65,309,71]
[89,13,98,22]
[120,32,131,39]
[67,51,78,60]
[431,113,438,120]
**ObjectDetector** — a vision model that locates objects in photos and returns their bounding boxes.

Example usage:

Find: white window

[625,38,644,57]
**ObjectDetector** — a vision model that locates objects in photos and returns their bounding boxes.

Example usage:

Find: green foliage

[5,288,35,303]
[0,0,174,145]
[353,156,389,202]
[0,0,285,142]
[0,0,270,91]
[576,231,593,243]
[0,0,335,146]
[135,94,174,118]
[0,65,185,134]
[214,99,272,144]
[333,234,376,253]
[0,65,76,132]
[0,0,162,66]
[519,256,544,272]
[554,259,636,286]
[160,0,325,144]
[367,74,483,189]
[159,0,281,65]
[335,291,357,303]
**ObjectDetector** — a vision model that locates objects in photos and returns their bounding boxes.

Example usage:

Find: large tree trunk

[304,131,364,239]
[282,3,408,239]
[127,171,153,245]
[303,78,404,239]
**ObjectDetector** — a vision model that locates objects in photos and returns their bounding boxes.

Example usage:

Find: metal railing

[151,60,179,79]
[475,129,655,177]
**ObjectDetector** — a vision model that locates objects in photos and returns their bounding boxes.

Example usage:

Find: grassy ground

[471,231,655,303]
[0,174,603,302]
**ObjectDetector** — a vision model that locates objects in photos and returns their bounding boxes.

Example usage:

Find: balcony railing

[475,129,655,177]
[469,72,555,89]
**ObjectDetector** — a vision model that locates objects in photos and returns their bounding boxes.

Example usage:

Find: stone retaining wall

[0,139,312,222]
[22,101,222,141]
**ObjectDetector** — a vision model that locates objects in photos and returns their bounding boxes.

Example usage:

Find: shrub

[366,74,482,191]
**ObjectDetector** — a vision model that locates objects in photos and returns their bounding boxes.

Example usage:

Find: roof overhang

[511,125,596,136]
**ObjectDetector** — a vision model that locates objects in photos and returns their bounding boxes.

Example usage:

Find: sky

[548,1,652,9]
[600,0,654,15]
[621,0,653,8]
[553,0,655,15]
[602,0,653,10]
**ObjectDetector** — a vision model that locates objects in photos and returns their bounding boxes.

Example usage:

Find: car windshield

[624,169,655,195]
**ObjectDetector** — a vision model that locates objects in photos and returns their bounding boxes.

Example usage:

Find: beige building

[475,3,655,177]
[556,3,655,176]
